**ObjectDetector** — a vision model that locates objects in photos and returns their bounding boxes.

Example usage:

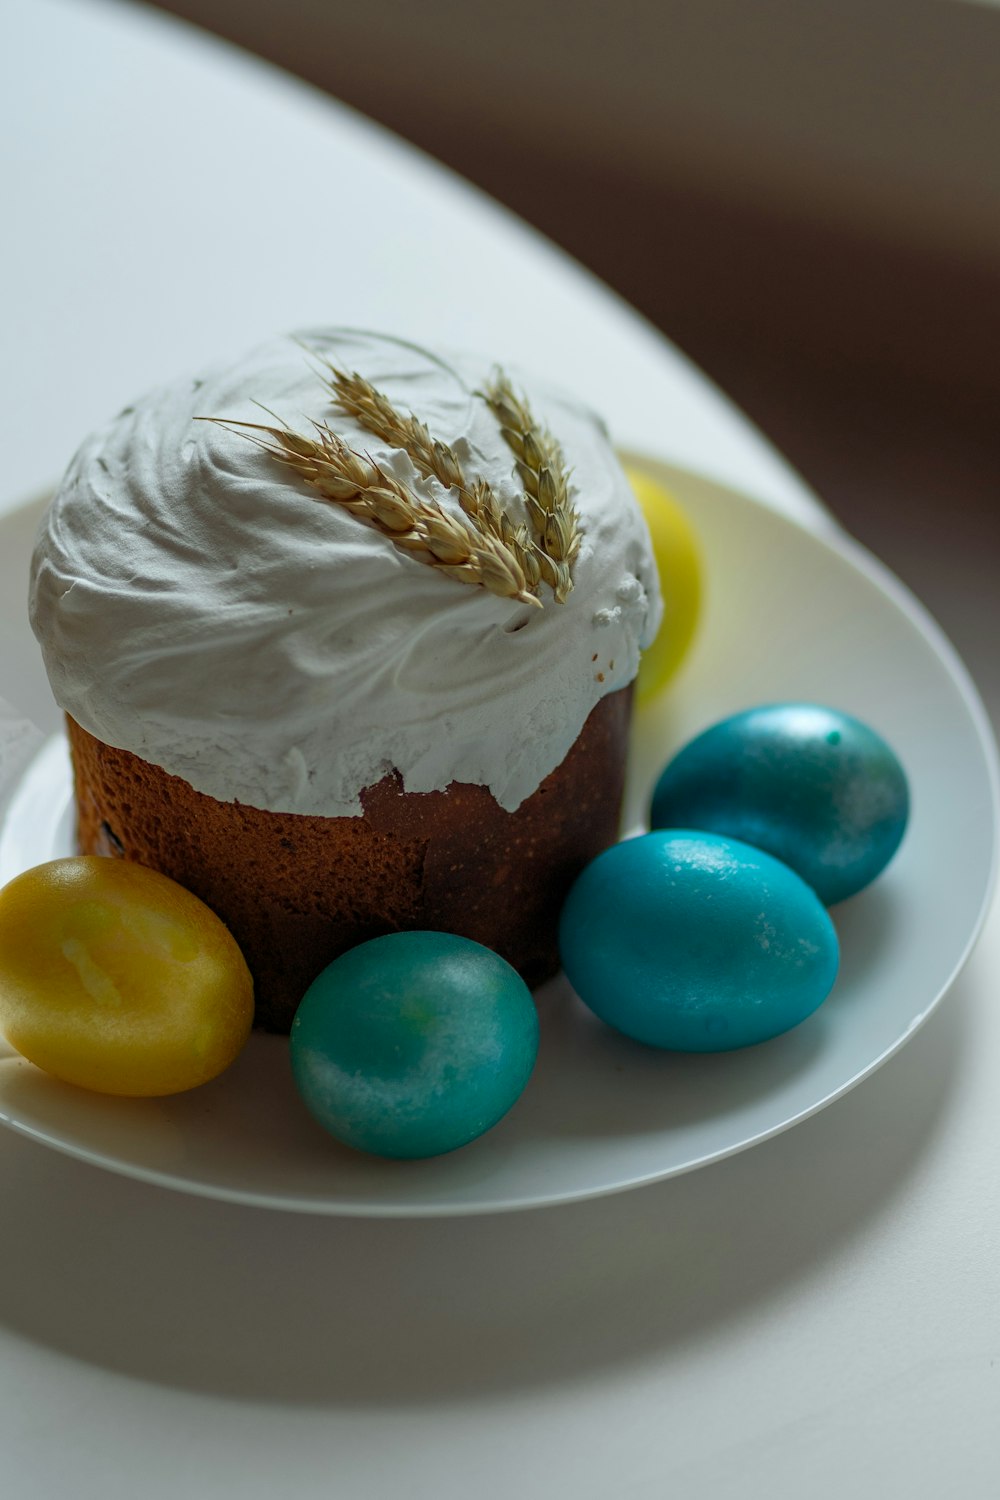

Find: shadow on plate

[830,881,905,992]
[529,977,829,1141]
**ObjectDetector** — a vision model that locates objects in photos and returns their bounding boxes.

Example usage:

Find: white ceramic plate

[0,463,996,1216]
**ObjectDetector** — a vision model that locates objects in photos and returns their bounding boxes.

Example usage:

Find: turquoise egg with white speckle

[290,931,539,1159]
[650,703,909,905]
[559,830,839,1051]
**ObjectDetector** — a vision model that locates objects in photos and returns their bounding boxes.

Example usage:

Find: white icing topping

[30,330,661,815]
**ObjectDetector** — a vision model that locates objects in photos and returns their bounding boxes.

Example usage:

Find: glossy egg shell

[290,931,539,1159]
[650,703,909,905]
[559,830,839,1051]
[624,465,703,703]
[0,856,253,1096]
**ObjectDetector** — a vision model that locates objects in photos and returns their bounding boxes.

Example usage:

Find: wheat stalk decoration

[196,414,541,608]
[479,371,581,604]
[198,354,583,610]
[317,361,545,598]
[319,362,465,494]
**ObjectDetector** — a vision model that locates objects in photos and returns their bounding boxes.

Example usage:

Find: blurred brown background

[154,0,1000,704]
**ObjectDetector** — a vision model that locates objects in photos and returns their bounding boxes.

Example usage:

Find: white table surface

[2,1,998,1496]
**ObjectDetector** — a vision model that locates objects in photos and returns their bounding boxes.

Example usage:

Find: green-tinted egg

[289,931,539,1159]
[650,703,909,904]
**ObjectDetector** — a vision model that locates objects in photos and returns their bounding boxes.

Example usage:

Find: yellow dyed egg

[625,465,703,704]
[0,857,253,1096]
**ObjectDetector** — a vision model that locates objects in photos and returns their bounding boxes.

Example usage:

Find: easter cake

[29,329,661,1031]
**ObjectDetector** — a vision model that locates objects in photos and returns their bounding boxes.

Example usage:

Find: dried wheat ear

[198,357,582,610]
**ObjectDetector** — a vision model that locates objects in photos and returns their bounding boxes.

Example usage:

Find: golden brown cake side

[67,690,632,1031]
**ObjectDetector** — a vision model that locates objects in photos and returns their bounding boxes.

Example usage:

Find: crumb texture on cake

[32,330,660,818]
[68,692,632,1031]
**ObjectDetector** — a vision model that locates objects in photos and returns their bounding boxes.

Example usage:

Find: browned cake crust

[67,691,632,1031]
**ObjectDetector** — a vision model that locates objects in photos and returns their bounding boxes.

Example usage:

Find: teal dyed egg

[650,704,909,905]
[289,931,539,1159]
[559,830,839,1051]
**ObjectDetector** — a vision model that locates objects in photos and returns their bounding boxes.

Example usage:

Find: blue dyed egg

[289,931,539,1159]
[650,704,909,905]
[559,830,839,1051]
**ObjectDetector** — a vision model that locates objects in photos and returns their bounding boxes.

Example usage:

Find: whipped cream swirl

[30,330,661,814]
